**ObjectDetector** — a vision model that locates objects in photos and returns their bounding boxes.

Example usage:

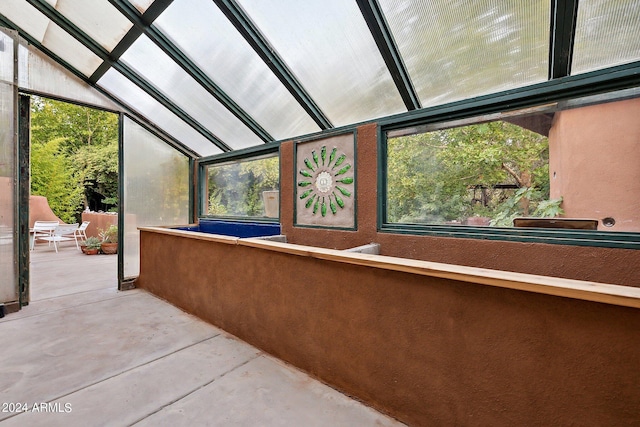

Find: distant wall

[138,230,640,427]
[81,212,117,238]
[549,97,640,231]
[29,195,64,227]
[279,117,640,287]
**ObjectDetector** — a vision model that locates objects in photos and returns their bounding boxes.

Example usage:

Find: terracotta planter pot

[85,248,99,255]
[80,245,88,254]
[100,242,118,255]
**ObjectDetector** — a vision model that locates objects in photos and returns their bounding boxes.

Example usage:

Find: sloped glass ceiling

[237,0,407,127]
[98,68,222,157]
[154,0,321,141]
[46,0,132,52]
[1,0,639,157]
[572,0,640,75]
[379,0,550,107]
[1,0,102,76]
[120,34,264,150]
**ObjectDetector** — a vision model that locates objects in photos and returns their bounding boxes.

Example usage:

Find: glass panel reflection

[205,155,279,218]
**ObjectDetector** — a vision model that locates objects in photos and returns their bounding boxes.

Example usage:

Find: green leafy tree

[30,97,119,219]
[387,120,560,225]
[207,156,279,216]
[30,137,83,223]
[73,143,119,212]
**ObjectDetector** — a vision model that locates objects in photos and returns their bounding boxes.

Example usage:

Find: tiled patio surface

[0,242,404,426]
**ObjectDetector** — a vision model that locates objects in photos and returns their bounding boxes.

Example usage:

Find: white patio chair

[30,221,59,250]
[38,223,79,253]
[73,221,90,247]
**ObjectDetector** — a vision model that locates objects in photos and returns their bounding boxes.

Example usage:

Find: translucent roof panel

[51,0,132,52]
[237,0,406,127]
[0,0,102,76]
[1,0,50,42]
[98,68,222,157]
[379,0,550,107]
[19,42,120,111]
[572,0,640,75]
[120,34,264,150]
[155,0,321,141]
[129,0,156,14]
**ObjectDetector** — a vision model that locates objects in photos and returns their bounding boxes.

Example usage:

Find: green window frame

[378,89,640,250]
[199,143,280,222]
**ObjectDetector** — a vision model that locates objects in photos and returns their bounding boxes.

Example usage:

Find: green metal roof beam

[213,0,333,131]
[108,0,275,144]
[25,0,231,152]
[549,0,579,79]
[0,13,200,158]
[90,0,174,83]
[355,0,420,111]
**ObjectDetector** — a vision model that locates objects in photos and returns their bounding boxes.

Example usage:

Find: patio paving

[0,243,404,426]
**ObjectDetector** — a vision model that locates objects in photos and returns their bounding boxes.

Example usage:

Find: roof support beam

[25,0,231,152]
[355,0,420,111]
[549,0,579,79]
[108,0,275,143]
[0,14,201,158]
[213,0,333,130]
[90,0,174,83]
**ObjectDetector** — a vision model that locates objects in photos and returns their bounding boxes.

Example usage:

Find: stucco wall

[138,230,640,426]
[81,212,117,238]
[549,97,640,232]
[280,121,640,287]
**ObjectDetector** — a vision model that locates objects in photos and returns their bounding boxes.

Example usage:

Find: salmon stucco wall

[280,119,640,287]
[138,230,640,427]
[549,97,640,232]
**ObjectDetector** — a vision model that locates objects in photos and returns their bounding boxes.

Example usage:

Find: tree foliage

[387,120,562,225]
[207,156,279,216]
[30,97,119,220]
[30,137,84,223]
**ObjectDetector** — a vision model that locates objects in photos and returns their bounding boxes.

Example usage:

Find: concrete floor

[0,242,404,426]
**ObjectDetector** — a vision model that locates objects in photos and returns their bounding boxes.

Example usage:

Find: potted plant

[99,224,118,255]
[84,237,102,255]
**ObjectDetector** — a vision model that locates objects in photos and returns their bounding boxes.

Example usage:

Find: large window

[382,91,640,247]
[386,119,552,227]
[203,154,279,219]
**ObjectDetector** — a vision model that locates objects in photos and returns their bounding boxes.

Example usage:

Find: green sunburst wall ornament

[298,145,354,218]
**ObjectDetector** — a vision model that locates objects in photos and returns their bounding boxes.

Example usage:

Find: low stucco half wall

[138,227,640,426]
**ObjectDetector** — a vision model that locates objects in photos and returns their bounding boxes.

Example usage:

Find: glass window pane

[121,35,264,149]
[572,0,640,75]
[204,155,279,218]
[379,0,549,107]
[0,29,16,303]
[19,42,121,111]
[385,95,640,233]
[155,0,321,141]
[237,0,406,126]
[52,0,133,52]
[386,118,552,227]
[123,117,190,278]
[97,69,222,157]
